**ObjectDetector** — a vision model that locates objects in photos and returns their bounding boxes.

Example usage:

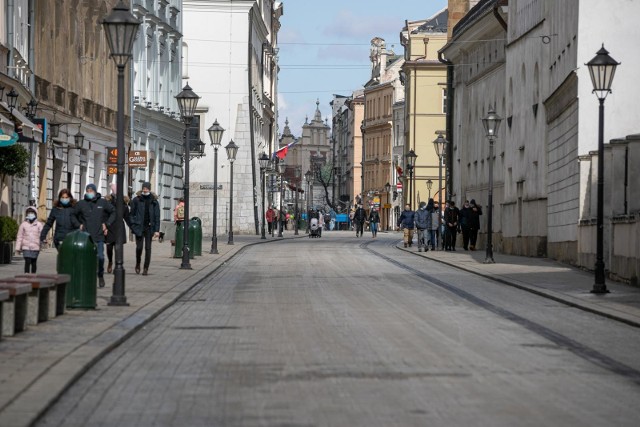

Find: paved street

[34,233,640,427]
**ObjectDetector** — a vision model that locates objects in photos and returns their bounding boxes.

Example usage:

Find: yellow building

[401,10,448,208]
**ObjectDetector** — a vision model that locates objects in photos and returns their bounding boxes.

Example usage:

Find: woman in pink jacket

[16,206,44,273]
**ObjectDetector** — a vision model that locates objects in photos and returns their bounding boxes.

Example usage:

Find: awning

[0,113,14,136]
[0,101,44,143]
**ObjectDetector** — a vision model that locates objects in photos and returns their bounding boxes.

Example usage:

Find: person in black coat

[105,183,132,274]
[460,199,482,250]
[354,205,366,237]
[444,201,460,251]
[73,183,116,287]
[129,182,160,275]
[40,188,79,250]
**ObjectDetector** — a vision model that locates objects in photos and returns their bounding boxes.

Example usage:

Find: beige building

[400,10,448,209]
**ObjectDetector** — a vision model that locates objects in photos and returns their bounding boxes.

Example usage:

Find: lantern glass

[433,134,448,158]
[6,89,18,111]
[482,107,503,139]
[259,152,270,170]
[175,83,200,125]
[225,139,239,162]
[405,149,417,168]
[207,119,225,147]
[102,1,141,67]
[586,45,620,100]
[74,130,84,149]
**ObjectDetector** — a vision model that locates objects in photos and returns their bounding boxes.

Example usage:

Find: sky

[277,0,448,138]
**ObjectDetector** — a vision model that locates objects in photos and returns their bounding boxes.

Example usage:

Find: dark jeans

[96,241,105,277]
[107,242,115,264]
[355,220,364,236]
[24,256,38,273]
[135,230,153,269]
[470,227,479,248]
[445,226,457,249]
[267,221,273,233]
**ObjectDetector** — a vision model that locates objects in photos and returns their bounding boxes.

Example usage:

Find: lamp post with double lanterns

[174,83,200,268]
[481,107,502,264]
[225,140,239,244]
[102,1,140,305]
[208,120,224,254]
[277,160,286,238]
[586,45,619,294]
[405,150,417,209]
[433,133,448,249]
[259,152,270,239]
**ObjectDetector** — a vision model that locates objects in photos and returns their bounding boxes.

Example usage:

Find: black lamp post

[434,133,447,249]
[26,99,38,118]
[277,160,286,238]
[405,149,417,209]
[426,179,433,199]
[102,0,140,305]
[481,107,502,264]
[175,83,200,268]
[305,170,312,233]
[208,120,225,254]
[586,45,620,294]
[294,167,301,235]
[226,139,239,245]
[259,152,270,239]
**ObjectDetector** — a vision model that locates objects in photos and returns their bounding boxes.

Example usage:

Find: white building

[182,0,283,235]
[131,0,186,232]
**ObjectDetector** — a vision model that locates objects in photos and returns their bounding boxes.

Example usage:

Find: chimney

[447,0,470,39]
[380,41,387,76]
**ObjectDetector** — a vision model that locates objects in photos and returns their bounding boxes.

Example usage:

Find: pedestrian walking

[105,184,131,274]
[349,209,355,231]
[414,201,429,252]
[40,188,78,250]
[444,200,460,251]
[73,183,115,287]
[278,208,286,234]
[354,205,366,237]
[397,204,416,248]
[265,206,276,234]
[174,197,185,226]
[369,208,380,238]
[16,206,43,273]
[426,199,439,250]
[130,182,160,276]
[467,199,482,250]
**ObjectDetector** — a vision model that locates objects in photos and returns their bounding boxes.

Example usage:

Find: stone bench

[13,276,58,323]
[19,274,70,316]
[0,282,32,337]
[0,289,8,340]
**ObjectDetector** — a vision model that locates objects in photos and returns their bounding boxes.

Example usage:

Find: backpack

[176,204,185,221]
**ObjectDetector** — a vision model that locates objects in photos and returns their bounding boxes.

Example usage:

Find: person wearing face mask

[414,201,430,252]
[16,207,44,273]
[41,189,79,250]
[130,182,160,275]
[73,183,116,287]
[105,183,132,274]
[397,203,416,248]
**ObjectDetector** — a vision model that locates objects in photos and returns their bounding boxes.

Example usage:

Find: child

[16,206,44,273]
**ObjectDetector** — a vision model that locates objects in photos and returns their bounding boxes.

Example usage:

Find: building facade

[183,0,283,235]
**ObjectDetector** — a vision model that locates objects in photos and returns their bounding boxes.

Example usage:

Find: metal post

[485,140,495,263]
[261,167,266,239]
[181,127,192,268]
[109,65,128,306]
[228,161,234,245]
[271,173,275,237]
[294,176,299,235]
[278,170,284,238]
[438,157,443,251]
[592,99,608,293]
[210,146,219,253]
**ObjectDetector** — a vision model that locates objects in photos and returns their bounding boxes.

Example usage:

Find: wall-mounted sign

[107,166,117,175]
[107,148,118,164]
[128,150,147,167]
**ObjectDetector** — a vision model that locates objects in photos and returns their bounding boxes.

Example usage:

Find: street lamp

[259,152,270,239]
[481,107,502,264]
[175,83,200,268]
[102,0,140,305]
[6,89,18,113]
[25,99,38,118]
[225,139,239,245]
[294,167,301,235]
[586,45,620,294]
[433,133,448,249]
[405,149,417,209]
[208,119,225,253]
[305,170,312,233]
[277,160,286,238]
[426,179,433,199]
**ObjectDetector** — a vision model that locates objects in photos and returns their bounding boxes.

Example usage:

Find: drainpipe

[438,50,454,202]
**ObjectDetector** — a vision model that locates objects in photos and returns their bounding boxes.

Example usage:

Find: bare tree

[314,161,337,212]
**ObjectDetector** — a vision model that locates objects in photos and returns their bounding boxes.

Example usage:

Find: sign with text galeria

[128,150,147,167]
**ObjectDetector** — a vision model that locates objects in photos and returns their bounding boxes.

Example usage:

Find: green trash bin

[174,222,194,259]
[191,217,202,256]
[57,230,97,309]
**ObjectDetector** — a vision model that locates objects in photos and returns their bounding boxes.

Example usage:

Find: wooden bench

[0,282,32,337]
[18,274,70,316]
[0,289,8,340]
[13,276,57,323]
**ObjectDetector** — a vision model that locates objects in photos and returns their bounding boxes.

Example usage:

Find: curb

[395,244,640,329]
[8,236,303,427]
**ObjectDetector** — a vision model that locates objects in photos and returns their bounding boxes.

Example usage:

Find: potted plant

[0,216,19,264]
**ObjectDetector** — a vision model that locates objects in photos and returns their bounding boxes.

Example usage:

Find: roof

[412,8,448,34]
[452,0,498,39]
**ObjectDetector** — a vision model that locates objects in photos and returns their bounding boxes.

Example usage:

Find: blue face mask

[85,193,95,200]
[60,198,70,206]
[26,214,36,221]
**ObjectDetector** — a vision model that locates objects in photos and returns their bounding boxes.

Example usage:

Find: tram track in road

[359,239,640,388]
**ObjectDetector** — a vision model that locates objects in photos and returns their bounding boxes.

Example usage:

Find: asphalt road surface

[37,233,640,426]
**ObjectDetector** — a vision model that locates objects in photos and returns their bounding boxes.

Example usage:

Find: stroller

[309,217,321,238]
